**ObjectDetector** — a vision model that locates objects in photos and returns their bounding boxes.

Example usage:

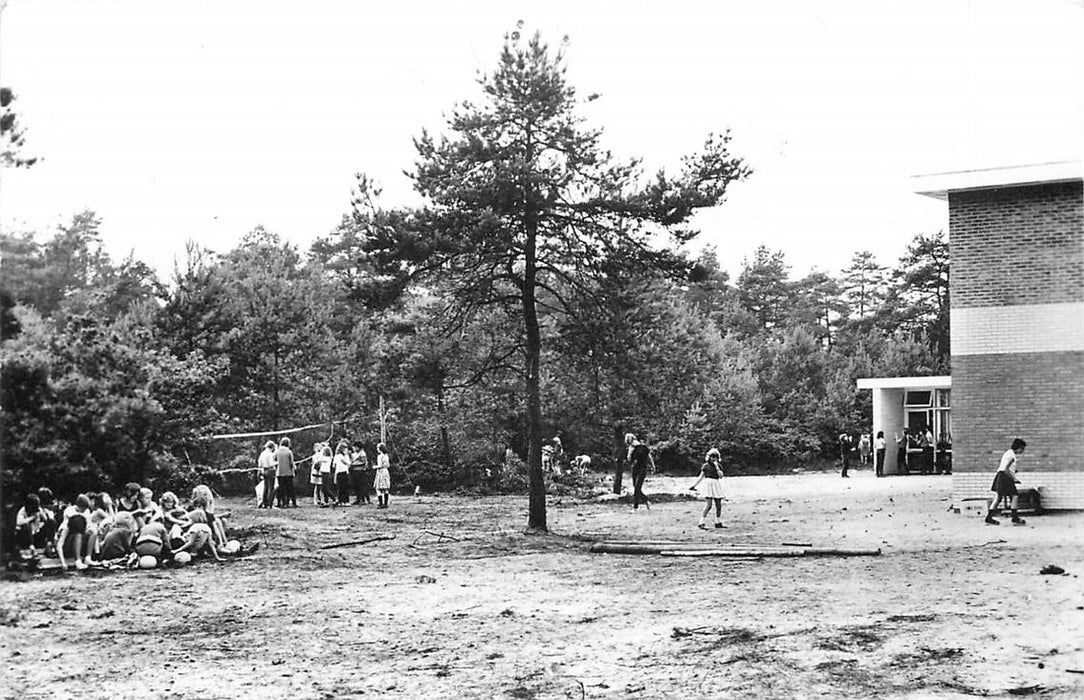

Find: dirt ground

[2,469,1083,699]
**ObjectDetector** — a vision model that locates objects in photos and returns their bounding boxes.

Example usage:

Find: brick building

[911,161,1084,509]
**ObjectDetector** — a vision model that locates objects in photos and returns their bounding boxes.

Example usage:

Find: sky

[1,0,1082,283]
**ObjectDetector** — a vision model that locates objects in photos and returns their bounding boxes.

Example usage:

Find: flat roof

[912,161,1084,200]
[856,376,951,390]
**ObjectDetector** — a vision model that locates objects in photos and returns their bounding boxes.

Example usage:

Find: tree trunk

[437,389,453,471]
[523,147,547,532]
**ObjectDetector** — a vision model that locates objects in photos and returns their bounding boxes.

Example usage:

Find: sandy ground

[2,469,1083,699]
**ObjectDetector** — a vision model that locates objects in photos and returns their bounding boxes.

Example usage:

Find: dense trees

[0,29,951,529]
[351,29,750,530]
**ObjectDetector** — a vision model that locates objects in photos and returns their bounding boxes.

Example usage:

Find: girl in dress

[310,443,326,507]
[688,448,726,529]
[374,442,392,509]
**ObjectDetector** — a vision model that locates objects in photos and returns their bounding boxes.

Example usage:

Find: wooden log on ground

[661,549,806,558]
[802,547,881,557]
[660,547,881,558]
[591,542,880,557]
[319,534,396,550]
[589,542,815,555]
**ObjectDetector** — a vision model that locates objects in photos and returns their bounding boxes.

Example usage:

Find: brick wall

[949,180,1084,508]
[949,181,1083,309]
[953,472,1084,511]
[951,351,1084,476]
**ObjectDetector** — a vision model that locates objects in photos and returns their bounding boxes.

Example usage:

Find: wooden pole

[379,396,387,444]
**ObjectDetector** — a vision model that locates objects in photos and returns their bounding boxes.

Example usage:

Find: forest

[0,31,949,524]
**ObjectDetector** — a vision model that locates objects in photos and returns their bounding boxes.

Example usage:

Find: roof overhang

[912,160,1084,200]
[856,376,951,390]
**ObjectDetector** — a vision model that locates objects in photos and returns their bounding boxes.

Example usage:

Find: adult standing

[625,433,655,510]
[258,441,277,508]
[275,437,297,508]
[873,431,887,478]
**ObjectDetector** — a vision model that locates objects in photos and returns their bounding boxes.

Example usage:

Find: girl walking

[688,448,726,529]
[374,442,392,509]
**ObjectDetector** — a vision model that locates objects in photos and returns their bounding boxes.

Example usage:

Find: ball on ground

[138,555,158,569]
[222,540,240,554]
[173,551,191,565]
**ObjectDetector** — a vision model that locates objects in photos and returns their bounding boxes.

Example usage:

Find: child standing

[374,442,391,509]
[349,441,370,505]
[334,443,352,506]
[310,443,326,507]
[688,448,726,529]
[986,438,1028,526]
[319,444,335,505]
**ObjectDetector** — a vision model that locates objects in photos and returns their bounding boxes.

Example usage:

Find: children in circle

[12,481,242,570]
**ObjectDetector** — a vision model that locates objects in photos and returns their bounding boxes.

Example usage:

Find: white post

[379,396,387,444]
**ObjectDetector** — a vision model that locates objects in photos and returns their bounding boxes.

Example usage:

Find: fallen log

[660,548,880,558]
[661,549,806,558]
[590,542,880,557]
[589,542,814,555]
[319,534,396,550]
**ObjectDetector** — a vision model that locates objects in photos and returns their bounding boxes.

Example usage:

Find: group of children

[14,482,236,570]
[256,437,393,510]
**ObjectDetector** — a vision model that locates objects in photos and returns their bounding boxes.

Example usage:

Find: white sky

[1,0,1082,282]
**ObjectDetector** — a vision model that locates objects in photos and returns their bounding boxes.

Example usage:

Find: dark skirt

[991,470,1018,497]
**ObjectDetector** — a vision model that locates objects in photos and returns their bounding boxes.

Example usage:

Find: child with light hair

[191,484,228,547]
[159,491,192,549]
[175,505,222,561]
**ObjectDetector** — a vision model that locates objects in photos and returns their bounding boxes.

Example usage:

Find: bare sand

[2,470,1082,699]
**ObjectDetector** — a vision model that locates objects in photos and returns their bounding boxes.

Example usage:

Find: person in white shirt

[986,438,1027,526]
[874,431,887,477]
[333,442,352,506]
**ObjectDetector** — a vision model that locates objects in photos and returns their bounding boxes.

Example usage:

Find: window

[904,391,932,407]
[937,389,951,408]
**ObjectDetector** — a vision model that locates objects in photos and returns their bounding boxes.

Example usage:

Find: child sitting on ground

[191,484,228,547]
[87,492,115,561]
[134,487,161,528]
[36,487,60,557]
[133,518,172,566]
[159,491,192,550]
[15,493,48,560]
[98,512,137,563]
[57,494,94,570]
[174,505,222,561]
